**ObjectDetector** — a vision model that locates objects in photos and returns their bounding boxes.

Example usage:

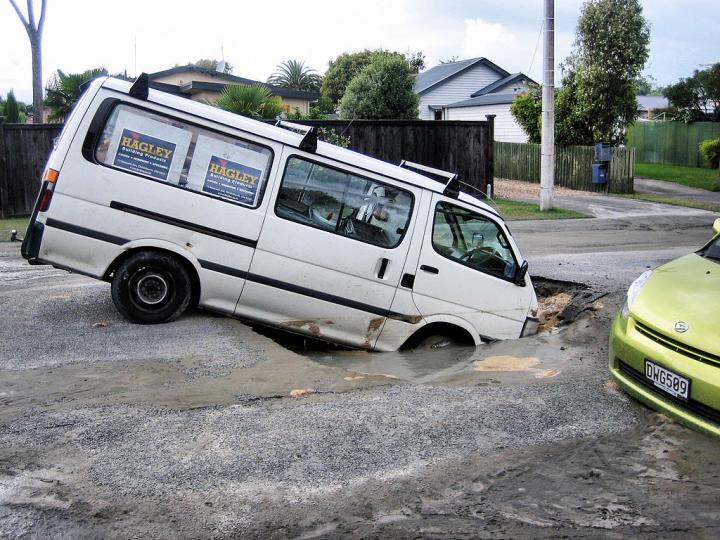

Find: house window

[434,110,443,121]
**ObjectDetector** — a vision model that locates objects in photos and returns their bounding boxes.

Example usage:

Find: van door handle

[377,258,390,279]
[420,265,439,274]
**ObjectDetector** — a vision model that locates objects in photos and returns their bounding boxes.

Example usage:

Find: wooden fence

[280,119,495,194]
[494,141,635,194]
[627,121,720,168]
[0,121,62,218]
[1,119,495,217]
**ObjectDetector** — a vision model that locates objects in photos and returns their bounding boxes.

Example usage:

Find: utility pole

[540,0,555,210]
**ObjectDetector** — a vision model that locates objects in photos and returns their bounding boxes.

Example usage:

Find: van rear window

[95,104,272,208]
[275,157,413,249]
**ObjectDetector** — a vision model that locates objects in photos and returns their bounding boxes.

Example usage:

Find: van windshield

[432,202,517,279]
[700,236,720,263]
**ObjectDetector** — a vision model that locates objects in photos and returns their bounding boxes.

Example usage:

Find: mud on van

[22,75,538,351]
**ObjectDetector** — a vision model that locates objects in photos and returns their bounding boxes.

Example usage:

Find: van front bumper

[609,312,720,437]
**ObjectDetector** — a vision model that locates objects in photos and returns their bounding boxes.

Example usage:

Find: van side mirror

[714,218,720,236]
[514,260,529,285]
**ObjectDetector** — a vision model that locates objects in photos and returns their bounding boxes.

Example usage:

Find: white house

[415,58,535,143]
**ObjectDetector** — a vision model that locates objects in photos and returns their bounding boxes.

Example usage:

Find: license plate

[645,360,690,400]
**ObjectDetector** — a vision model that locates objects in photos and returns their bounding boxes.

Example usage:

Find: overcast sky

[1,0,717,103]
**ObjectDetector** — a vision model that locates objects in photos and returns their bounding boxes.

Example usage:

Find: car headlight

[622,270,653,319]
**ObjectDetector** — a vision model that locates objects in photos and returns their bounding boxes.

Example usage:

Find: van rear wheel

[111,251,192,324]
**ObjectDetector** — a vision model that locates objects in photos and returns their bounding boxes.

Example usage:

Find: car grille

[618,360,720,426]
[634,321,720,368]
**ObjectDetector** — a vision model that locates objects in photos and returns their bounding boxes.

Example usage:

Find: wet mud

[1,242,719,538]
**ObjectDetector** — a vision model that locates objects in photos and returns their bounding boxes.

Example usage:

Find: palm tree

[215,84,285,119]
[45,68,108,122]
[267,60,321,92]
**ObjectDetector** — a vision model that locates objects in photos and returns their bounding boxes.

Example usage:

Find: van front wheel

[111,251,192,324]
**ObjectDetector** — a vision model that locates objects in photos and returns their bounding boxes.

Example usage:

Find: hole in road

[533,277,591,333]
[249,277,592,356]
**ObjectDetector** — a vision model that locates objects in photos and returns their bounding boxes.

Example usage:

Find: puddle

[248,277,597,384]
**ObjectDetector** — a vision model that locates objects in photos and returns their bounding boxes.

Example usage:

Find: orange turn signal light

[43,168,59,183]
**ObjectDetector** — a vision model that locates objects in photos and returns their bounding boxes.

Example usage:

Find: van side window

[94,104,272,208]
[275,157,413,249]
[433,202,517,279]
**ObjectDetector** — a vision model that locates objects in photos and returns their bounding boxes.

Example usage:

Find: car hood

[632,253,720,357]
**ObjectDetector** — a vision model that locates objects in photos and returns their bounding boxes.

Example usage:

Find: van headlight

[622,270,653,319]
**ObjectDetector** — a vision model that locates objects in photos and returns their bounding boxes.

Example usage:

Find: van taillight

[38,185,54,211]
[38,168,59,212]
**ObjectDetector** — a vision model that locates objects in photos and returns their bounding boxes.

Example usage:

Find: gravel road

[1,209,719,538]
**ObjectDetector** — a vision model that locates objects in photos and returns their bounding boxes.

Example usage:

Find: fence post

[0,118,7,219]
[485,114,495,197]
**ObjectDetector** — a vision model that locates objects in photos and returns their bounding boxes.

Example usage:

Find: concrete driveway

[635,176,720,203]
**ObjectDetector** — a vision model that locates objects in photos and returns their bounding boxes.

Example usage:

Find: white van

[22,76,538,351]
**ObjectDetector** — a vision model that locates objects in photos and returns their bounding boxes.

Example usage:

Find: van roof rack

[399,160,460,198]
[274,119,317,153]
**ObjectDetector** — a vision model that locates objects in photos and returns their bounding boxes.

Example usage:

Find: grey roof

[470,72,536,97]
[147,65,319,100]
[180,81,319,100]
[149,65,258,85]
[415,57,510,95]
[637,95,669,111]
[444,93,518,109]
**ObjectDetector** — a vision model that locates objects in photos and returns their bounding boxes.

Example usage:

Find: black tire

[415,334,455,350]
[111,251,192,324]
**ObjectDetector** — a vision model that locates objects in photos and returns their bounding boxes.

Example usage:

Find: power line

[528,19,544,75]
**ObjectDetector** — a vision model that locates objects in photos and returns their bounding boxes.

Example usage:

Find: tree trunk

[29,30,43,124]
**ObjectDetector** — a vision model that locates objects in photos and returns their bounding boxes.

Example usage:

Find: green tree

[664,64,720,122]
[635,73,662,96]
[3,91,20,122]
[44,68,108,122]
[339,55,419,120]
[405,51,426,73]
[191,58,233,73]
[556,0,650,145]
[5,91,21,123]
[510,83,542,143]
[215,84,285,119]
[267,59,321,92]
[322,49,424,106]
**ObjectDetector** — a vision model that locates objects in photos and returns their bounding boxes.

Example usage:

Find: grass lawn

[635,162,720,191]
[0,217,29,242]
[491,198,589,220]
[620,194,720,214]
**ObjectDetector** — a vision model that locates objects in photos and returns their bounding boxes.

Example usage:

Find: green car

[609,218,720,436]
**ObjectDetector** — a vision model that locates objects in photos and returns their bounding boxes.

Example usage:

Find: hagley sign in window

[95,105,273,208]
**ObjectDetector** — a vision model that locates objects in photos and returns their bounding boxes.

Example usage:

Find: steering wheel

[460,245,503,262]
[460,246,508,273]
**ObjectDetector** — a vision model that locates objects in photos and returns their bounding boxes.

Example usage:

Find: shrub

[699,138,720,169]
[339,56,419,120]
[215,84,285,119]
[318,127,350,148]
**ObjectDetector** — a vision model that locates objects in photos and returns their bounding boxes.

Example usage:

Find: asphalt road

[1,208,719,538]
